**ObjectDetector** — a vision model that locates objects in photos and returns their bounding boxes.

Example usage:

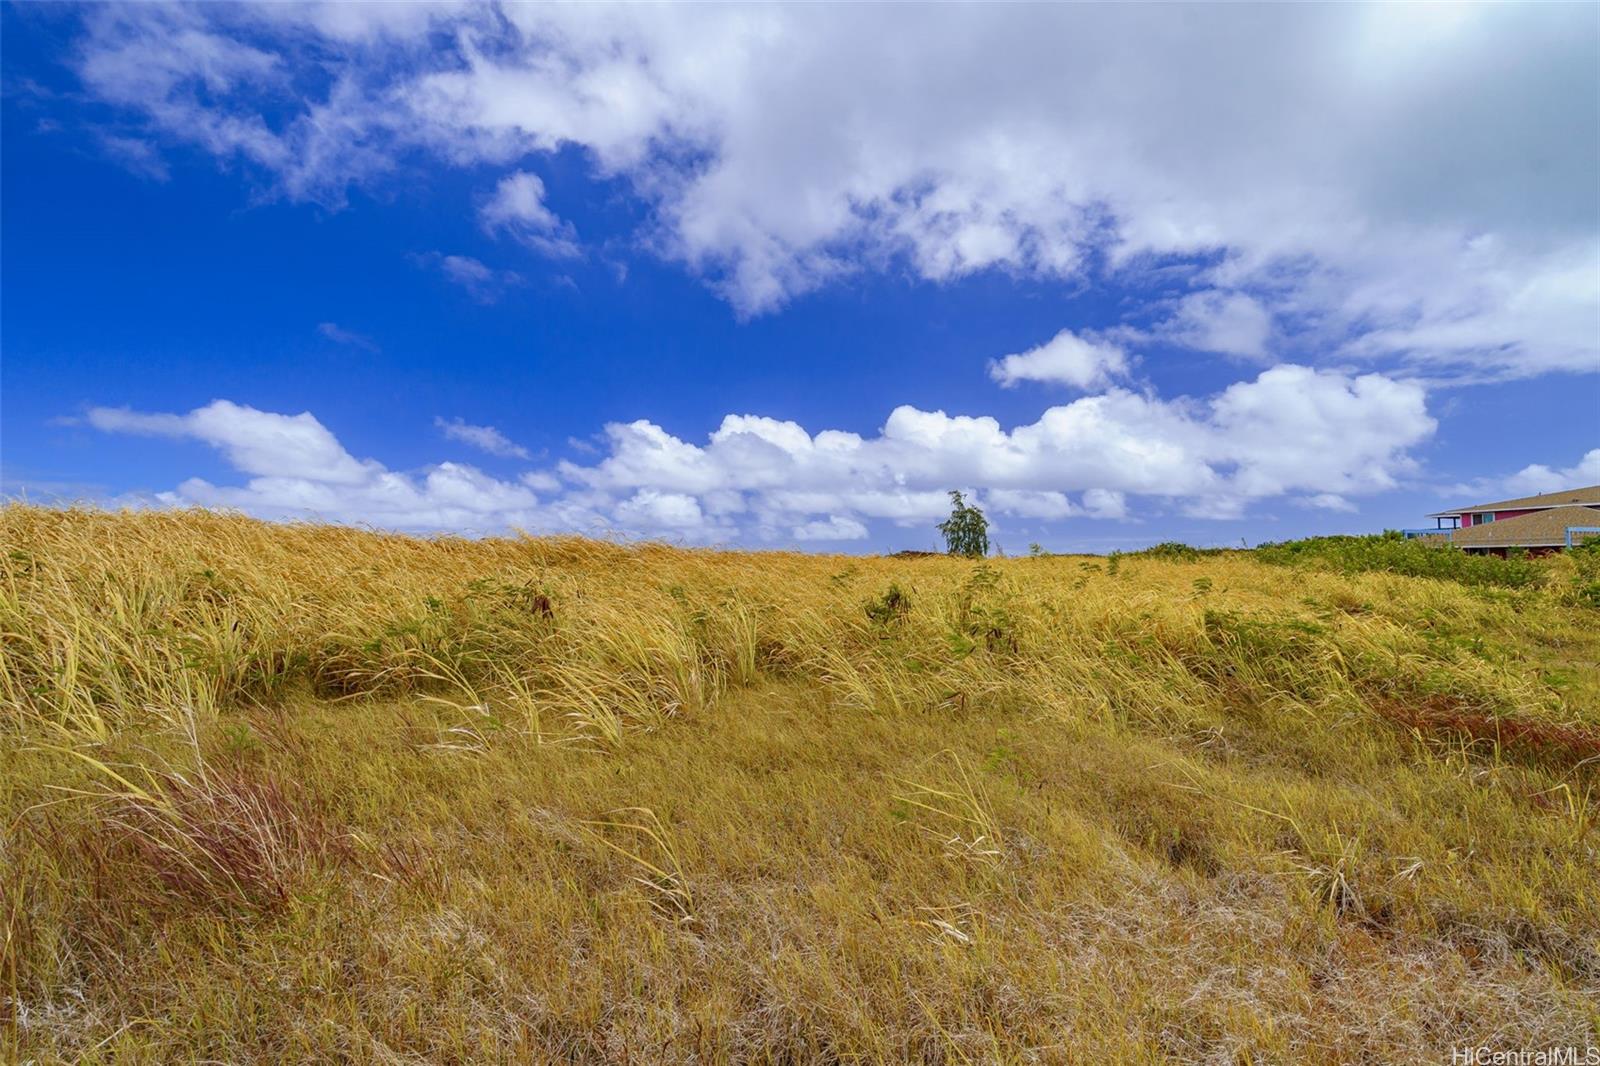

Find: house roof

[1426,483,1600,519]
[1446,505,1600,549]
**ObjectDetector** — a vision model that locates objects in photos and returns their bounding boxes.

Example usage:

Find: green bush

[863,583,913,626]
[1254,533,1544,590]
[1567,536,1600,606]
[1130,541,1226,562]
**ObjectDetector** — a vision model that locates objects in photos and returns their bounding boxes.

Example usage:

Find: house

[1416,484,1600,556]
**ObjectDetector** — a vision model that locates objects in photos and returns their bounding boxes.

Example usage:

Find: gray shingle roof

[1427,483,1600,519]
[1447,504,1600,549]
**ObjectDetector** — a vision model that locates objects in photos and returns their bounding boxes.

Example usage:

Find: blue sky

[2,3,1596,552]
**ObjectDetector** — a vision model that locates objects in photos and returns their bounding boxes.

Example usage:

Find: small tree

[938,490,990,559]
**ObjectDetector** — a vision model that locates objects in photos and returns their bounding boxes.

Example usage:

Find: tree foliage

[938,490,990,559]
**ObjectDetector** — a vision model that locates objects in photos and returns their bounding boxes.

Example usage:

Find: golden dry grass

[2,504,1598,1062]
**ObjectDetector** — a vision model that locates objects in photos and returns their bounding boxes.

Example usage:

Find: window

[1476,512,1496,524]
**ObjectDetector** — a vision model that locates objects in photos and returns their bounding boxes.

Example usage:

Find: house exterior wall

[1461,507,1540,527]
[1438,502,1600,548]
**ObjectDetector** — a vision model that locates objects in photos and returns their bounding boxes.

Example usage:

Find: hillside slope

[3,506,1597,1061]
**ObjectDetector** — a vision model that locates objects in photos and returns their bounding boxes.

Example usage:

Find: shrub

[1131,541,1223,562]
[1567,536,1600,607]
[1255,533,1545,590]
[952,565,1016,654]
[864,583,913,626]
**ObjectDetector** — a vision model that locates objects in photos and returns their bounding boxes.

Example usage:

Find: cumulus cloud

[84,400,589,534]
[613,489,712,534]
[79,362,1436,541]
[434,416,531,459]
[1082,489,1127,521]
[1165,292,1273,360]
[1302,493,1358,513]
[1443,448,1600,503]
[480,170,580,257]
[62,3,1597,378]
[520,470,562,492]
[85,401,379,485]
[985,490,1077,520]
[556,363,1432,533]
[989,330,1129,390]
[793,515,869,542]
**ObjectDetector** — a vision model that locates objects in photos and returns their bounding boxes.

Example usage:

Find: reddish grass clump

[1373,695,1600,763]
[81,757,343,915]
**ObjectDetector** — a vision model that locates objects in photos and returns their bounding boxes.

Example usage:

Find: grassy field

[3,505,1598,1063]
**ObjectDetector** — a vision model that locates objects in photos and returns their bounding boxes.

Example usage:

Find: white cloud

[480,170,580,257]
[613,489,713,534]
[520,470,562,492]
[1206,365,1432,500]
[316,322,379,351]
[84,400,592,534]
[985,490,1076,520]
[64,4,1598,378]
[440,255,492,285]
[1444,448,1600,503]
[1165,292,1272,360]
[86,401,379,485]
[80,363,1436,541]
[792,515,868,541]
[1082,489,1127,521]
[97,134,170,181]
[988,330,1129,390]
[434,416,531,459]
[481,170,559,231]
[557,363,1433,532]
[1303,493,1358,513]
[76,6,281,115]
[410,252,524,302]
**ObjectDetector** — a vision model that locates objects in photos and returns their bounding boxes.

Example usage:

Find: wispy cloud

[97,134,169,181]
[316,322,379,352]
[434,416,531,460]
[480,170,580,258]
[409,252,524,304]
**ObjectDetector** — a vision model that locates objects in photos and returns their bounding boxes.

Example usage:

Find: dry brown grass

[3,504,1598,1061]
